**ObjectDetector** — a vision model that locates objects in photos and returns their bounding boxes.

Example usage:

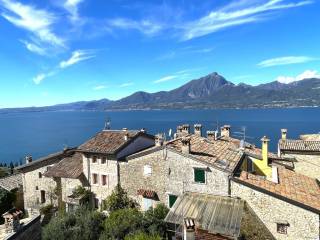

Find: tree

[102,184,138,213]
[0,188,16,224]
[14,162,18,167]
[142,204,169,237]
[101,208,143,240]
[0,163,3,167]
[42,207,105,240]
[124,232,161,240]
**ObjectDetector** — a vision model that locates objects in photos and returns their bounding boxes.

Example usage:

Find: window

[277,223,288,234]
[101,157,107,164]
[38,172,42,178]
[143,198,153,211]
[247,158,254,172]
[92,173,98,184]
[101,175,108,186]
[40,190,46,204]
[143,165,152,176]
[94,198,99,209]
[168,194,178,208]
[35,186,38,190]
[194,168,206,183]
[92,156,97,164]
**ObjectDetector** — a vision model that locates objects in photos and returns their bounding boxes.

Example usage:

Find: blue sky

[0,0,320,108]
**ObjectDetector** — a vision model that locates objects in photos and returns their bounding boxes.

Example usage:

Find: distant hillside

[1,72,320,112]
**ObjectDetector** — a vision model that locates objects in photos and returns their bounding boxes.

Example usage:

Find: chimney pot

[182,124,190,134]
[124,132,129,141]
[194,124,202,137]
[25,156,32,164]
[181,137,191,154]
[207,130,217,141]
[155,134,164,146]
[221,125,231,137]
[281,129,287,140]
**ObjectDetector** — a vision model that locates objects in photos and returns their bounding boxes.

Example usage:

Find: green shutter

[169,195,178,208]
[194,168,205,183]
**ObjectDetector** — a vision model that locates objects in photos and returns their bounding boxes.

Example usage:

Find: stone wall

[120,148,230,209]
[5,215,41,240]
[231,180,320,240]
[22,165,57,212]
[282,153,320,180]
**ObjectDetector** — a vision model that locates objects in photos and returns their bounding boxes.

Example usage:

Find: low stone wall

[5,215,41,240]
[231,180,320,240]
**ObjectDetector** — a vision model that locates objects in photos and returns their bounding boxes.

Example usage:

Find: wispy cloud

[93,85,107,90]
[276,70,320,84]
[180,0,312,40]
[156,46,214,61]
[0,0,64,52]
[119,82,134,88]
[106,18,163,36]
[154,75,178,84]
[20,40,46,56]
[258,56,316,67]
[63,0,83,23]
[153,68,198,84]
[60,50,95,68]
[33,71,55,85]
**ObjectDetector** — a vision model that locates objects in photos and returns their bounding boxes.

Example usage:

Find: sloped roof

[166,135,244,172]
[0,174,22,191]
[44,152,83,179]
[165,192,244,238]
[279,139,320,152]
[234,167,320,213]
[79,130,153,154]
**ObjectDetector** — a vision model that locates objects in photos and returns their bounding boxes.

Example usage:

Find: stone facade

[22,165,58,211]
[120,148,229,209]
[281,152,320,180]
[231,180,320,240]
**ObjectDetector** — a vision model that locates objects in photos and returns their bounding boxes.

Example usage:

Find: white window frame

[143,197,153,211]
[143,165,152,176]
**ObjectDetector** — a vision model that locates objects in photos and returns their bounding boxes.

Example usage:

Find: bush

[0,188,15,224]
[101,208,143,240]
[102,184,138,213]
[42,207,105,240]
[40,204,54,215]
[125,232,161,240]
[142,203,169,237]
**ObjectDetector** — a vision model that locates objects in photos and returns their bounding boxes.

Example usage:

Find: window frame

[38,172,42,178]
[40,190,46,204]
[101,157,107,164]
[143,165,152,176]
[92,173,99,185]
[101,174,108,186]
[168,194,178,208]
[92,156,98,164]
[193,168,206,184]
[277,223,288,234]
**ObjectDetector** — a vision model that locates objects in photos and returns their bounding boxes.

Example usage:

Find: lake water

[1,108,320,164]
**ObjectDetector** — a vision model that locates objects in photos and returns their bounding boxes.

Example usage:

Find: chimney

[140,128,146,133]
[261,136,272,177]
[207,131,217,141]
[177,125,183,133]
[26,155,32,164]
[194,124,202,137]
[181,137,191,154]
[182,124,190,134]
[221,125,231,138]
[124,132,129,141]
[184,218,195,240]
[281,129,287,140]
[155,134,164,146]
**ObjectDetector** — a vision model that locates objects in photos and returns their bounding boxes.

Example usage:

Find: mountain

[2,73,320,112]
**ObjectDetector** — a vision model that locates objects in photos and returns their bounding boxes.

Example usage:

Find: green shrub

[142,203,169,237]
[0,188,15,224]
[125,231,161,240]
[40,204,54,215]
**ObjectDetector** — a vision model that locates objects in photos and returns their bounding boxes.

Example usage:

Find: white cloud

[180,0,312,40]
[119,82,134,87]
[33,71,55,84]
[63,0,83,23]
[107,18,163,36]
[276,70,320,84]
[20,40,46,55]
[154,75,178,84]
[258,56,316,67]
[93,85,107,90]
[0,0,64,48]
[153,69,196,84]
[60,50,95,69]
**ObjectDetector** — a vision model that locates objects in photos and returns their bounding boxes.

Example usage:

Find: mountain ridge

[1,72,320,113]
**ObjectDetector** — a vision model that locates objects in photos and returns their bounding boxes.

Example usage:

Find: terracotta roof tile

[0,174,22,191]
[279,139,320,152]
[237,168,320,212]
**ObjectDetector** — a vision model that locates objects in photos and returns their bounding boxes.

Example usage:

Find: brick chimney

[181,137,191,154]
[194,124,202,137]
[155,134,164,146]
[281,129,287,140]
[182,124,190,134]
[206,131,217,141]
[26,155,32,164]
[221,125,231,137]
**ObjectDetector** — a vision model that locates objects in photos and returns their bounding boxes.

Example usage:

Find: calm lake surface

[1,108,320,164]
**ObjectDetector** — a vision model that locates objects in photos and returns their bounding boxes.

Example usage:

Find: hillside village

[0,123,319,240]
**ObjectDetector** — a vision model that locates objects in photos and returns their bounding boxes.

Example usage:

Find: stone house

[0,174,24,210]
[278,129,320,180]
[18,128,154,213]
[232,135,320,240]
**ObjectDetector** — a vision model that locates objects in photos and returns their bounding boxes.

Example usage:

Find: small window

[194,168,206,183]
[35,186,38,190]
[143,198,153,211]
[101,157,107,164]
[40,190,46,204]
[247,158,254,172]
[101,175,108,186]
[277,223,288,234]
[168,194,178,208]
[38,172,42,178]
[92,173,98,184]
[144,165,152,176]
[92,156,98,164]
[94,198,99,209]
